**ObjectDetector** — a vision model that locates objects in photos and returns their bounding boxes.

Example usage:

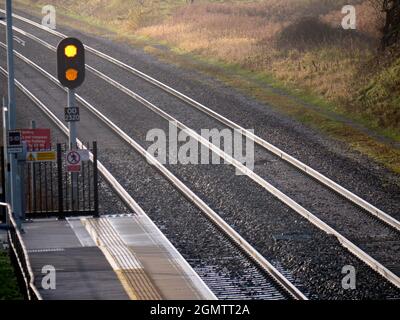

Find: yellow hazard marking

[37,151,56,161]
[114,269,139,300]
[27,153,36,161]
[26,151,56,162]
[82,218,162,300]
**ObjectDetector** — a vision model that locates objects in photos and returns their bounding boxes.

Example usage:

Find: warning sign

[21,129,51,151]
[66,150,81,172]
[26,151,56,162]
[7,130,22,153]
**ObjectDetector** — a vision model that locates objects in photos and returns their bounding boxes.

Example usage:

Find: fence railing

[0,202,42,300]
[24,142,99,219]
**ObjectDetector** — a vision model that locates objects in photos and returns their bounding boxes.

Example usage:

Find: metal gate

[23,142,99,219]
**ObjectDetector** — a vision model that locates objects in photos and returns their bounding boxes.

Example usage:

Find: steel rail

[0,66,305,300]
[1,11,397,232]
[2,41,400,289]
[0,66,216,301]
[0,66,218,301]
[0,202,42,300]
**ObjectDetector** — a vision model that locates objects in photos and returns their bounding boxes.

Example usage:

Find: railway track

[2,9,398,229]
[0,11,400,298]
[0,65,305,300]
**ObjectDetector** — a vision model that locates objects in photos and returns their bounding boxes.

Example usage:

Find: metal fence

[0,202,42,300]
[0,141,99,300]
[0,142,99,220]
[24,142,99,219]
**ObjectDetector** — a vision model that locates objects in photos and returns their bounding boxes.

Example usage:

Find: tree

[380,0,400,49]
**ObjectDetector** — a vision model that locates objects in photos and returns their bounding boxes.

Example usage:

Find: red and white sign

[20,129,51,151]
[66,150,81,172]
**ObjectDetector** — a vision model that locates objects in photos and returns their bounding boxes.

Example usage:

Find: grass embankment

[11,0,400,174]
[0,249,23,299]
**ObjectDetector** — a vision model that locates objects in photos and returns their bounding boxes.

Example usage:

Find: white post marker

[67,89,78,148]
[6,0,22,228]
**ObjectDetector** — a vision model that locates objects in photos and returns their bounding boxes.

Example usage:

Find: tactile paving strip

[83,217,162,300]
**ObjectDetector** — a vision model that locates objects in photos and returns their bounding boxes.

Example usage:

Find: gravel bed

[16,10,399,221]
[10,14,399,279]
[0,68,293,300]
[76,51,400,278]
[2,21,400,299]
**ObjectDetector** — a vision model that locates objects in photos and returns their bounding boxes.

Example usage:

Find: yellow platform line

[83,217,162,300]
[95,219,161,300]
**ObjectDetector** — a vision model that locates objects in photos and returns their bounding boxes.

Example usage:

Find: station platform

[21,214,216,300]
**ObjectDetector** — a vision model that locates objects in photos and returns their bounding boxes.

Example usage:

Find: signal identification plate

[65,107,80,122]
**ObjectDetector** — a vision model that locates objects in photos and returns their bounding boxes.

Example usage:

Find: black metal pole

[93,142,99,218]
[57,144,64,220]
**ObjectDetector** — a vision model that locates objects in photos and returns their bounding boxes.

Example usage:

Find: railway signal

[57,37,85,89]
[56,37,86,147]
[57,37,86,208]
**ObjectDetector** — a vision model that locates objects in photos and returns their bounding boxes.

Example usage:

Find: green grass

[0,250,23,300]
[357,56,400,130]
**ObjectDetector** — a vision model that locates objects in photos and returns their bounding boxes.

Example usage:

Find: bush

[0,250,22,300]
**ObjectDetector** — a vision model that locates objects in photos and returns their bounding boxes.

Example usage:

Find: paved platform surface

[22,214,216,300]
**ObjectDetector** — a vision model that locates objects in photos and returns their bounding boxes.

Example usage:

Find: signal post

[57,38,85,209]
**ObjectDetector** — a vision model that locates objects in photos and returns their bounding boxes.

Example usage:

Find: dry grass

[133,0,400,131]
[137,1,377,99]
[17,0,400,132]
[24,1,392,126]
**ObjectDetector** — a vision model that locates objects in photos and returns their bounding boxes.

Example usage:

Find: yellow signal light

[65,68,78,81]
[64,45,78,58]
